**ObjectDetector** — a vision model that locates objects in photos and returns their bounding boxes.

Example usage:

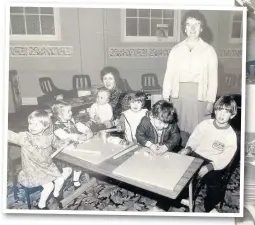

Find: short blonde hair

[51,101,71,117]
[97,87,111,100]
[28,110,52,129]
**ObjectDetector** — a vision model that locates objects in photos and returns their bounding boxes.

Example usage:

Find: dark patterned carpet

[6,106,240,213]
[6,160,240,212]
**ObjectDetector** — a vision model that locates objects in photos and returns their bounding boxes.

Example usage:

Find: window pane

[25,7,39,14]
[151,19,162,36]
[151,9,162,18]
[139,18,150,36]
[11,15,26,34]
[163,19,174,36]
[163,10,174,18]
[41,15,55,34]
[139,9,150,17]
[10,7,24,14]
[232,21,242,38]
[233,12,242,21]
[126,18,137,36]
[26,15,40,34]
[40,7,54,14]
[126,9,137,17]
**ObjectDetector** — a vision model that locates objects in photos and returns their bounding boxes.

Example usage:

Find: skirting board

[22,97,38,105]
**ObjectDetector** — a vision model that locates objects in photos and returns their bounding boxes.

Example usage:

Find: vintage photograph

[5,5,246,216]
[235,0,255,224]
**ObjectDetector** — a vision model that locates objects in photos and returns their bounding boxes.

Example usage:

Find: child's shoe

[35,205,49,210]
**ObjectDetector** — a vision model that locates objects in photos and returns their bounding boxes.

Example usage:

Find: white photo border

[3,3,247,218]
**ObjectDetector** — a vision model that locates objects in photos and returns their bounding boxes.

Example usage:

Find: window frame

[229,11,243,43]
[10,7,61,41]
[121,9,181,42]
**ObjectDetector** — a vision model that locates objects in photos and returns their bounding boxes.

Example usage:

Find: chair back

[73,75,91,90]
[122,79,132,92]
[141,73,161,91]
[39,77,57,94]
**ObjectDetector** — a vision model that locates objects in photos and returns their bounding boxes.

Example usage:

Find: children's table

[55,137,203,212]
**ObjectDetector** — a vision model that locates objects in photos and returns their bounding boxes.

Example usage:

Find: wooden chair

[141,73,161,92]
[73,75,91,90]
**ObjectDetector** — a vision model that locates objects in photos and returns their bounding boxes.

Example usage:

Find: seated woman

[100,66,124,120]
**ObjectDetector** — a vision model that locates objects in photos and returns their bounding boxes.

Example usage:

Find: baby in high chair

[52,101,93,189]
[8,110,71,210]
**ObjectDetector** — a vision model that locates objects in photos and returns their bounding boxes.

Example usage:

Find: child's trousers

[200,169,223,212]
[190,151,224,212]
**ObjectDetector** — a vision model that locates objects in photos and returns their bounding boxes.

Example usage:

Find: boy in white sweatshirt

[180,95,238,212]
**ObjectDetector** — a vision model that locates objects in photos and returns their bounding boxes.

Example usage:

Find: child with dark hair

[136,100,181,155]
[117,92,148,143]
[180,95,238,212]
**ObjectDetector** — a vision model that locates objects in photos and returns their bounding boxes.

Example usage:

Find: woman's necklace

[186,38,199,52]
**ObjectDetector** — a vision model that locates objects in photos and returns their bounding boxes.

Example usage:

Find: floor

[6,106,240,213]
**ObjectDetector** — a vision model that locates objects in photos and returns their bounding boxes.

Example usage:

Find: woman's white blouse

[163,38,218,103]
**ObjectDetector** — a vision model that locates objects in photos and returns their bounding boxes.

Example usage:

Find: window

[10,7,61,41]
[122,9,180,42]
[230,11,243,43]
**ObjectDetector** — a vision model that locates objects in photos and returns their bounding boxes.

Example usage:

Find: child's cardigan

[136,115,181,152]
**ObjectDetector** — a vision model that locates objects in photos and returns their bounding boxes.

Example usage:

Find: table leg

[189,179,193,212]
[60,177,97,208]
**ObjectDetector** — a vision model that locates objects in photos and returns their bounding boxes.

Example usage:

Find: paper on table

[62,136,133,165]
[113,148,194,191]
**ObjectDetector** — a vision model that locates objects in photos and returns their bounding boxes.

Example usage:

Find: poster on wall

[156,24,169,40]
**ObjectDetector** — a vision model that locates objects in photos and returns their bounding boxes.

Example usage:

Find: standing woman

[162,10,218,146]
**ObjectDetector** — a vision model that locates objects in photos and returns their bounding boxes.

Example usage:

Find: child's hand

[157,145,168,155]
[85,121,93,127]
[68,134,79,142]
[78,134,89,142]
[198,166,209,178]
[179,148,191,155]
[149,144,159,154]
[65,138,73,145]
[104,120,112,129]
[116,125,122,132]
[94,115,101,124]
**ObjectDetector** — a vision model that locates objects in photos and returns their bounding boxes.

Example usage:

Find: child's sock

[73,170,82,187]
[38,182,54,209]
[62,167,72,180]
[53,177,65,198]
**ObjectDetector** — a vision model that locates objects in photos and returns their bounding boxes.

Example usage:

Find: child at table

[180,95,238,212]
[52,101,93,189]
[8,110,71,209]
[87,87,113,133]
[136,100,181,155]
[117,92,148,143]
